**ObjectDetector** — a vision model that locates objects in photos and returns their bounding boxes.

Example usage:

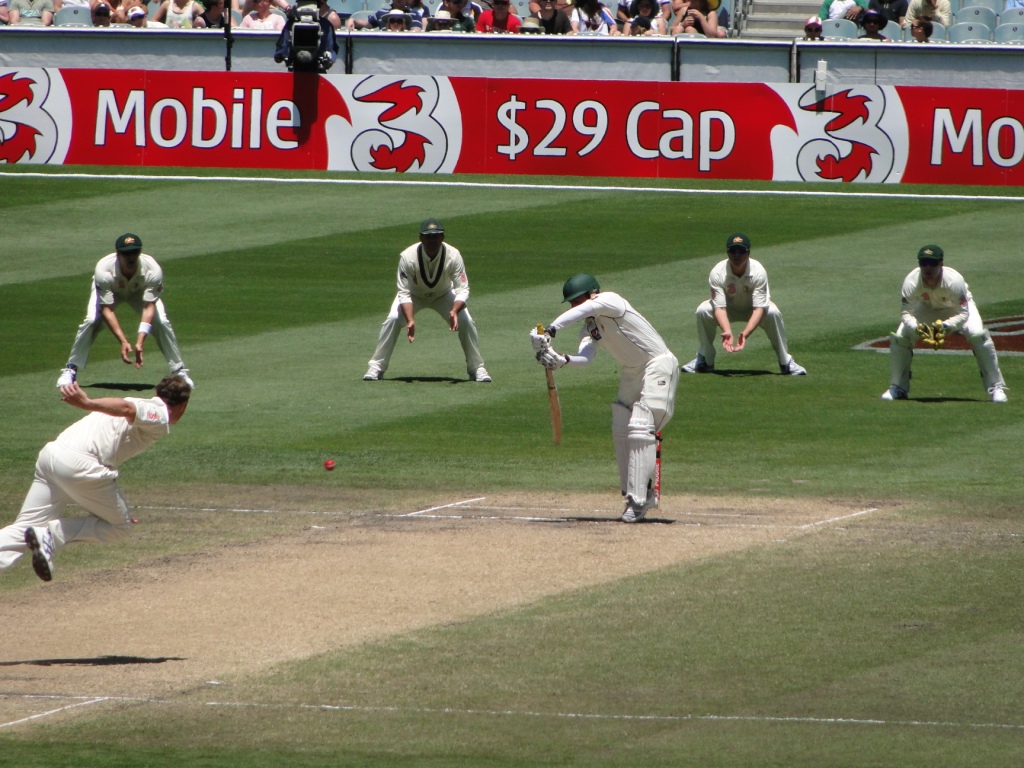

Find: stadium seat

[960,0,1001,14]
[947,20,992,40]
[999,7,1024,24]
[54,5,90,24]
[231,8,242,23]
[954,5,997,29]
[364,0,390,12]
[994,21,1024,40]
[148,1,161,18]
[821,17,858,38]
[331,0,364,15]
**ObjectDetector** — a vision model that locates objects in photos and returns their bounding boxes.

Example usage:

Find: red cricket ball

[323,459,336,471]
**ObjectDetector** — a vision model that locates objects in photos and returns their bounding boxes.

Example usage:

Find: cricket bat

[536,324,563,445]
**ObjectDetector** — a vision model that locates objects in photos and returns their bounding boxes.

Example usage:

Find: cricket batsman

[530,274,679,523]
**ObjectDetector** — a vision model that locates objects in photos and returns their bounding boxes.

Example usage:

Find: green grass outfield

[1,168,1023,767]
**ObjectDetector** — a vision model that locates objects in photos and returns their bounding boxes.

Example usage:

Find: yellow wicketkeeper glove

[917,321,945,349]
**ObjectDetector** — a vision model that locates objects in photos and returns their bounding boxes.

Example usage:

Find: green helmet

[562,273,600,303]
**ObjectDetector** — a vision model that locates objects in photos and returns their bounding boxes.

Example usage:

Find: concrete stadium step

[739,0,822,39]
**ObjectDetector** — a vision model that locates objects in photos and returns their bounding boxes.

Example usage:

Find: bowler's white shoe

[24,526,55,582]
[989,385,1008,403]
[174,367,195,389]
[56,367,77,388]
[881,386,908,401]
[780,359,807,376]
[471,366,492,383]
[363,365,383,381]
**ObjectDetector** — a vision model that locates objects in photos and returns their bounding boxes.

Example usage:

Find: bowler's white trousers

[0,442,132,571]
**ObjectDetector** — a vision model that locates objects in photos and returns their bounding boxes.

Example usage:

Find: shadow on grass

[388,376,467,384]
[710,369,776,377]
[0,655,185,667]
[534,516,675,525]
[88,382,158,392]
[911,396,985,403]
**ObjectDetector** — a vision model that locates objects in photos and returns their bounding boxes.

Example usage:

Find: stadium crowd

[0,0,731,35]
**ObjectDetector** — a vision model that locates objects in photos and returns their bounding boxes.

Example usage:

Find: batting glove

[537,348,568,370]
[530,328,550,354]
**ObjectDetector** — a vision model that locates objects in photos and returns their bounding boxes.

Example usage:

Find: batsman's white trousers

[368,292,485,374]
[68,281,185,373]
[614,351,680,433]
[888,300,1006,393]
[694,300,792,367]
[0,442,132,572]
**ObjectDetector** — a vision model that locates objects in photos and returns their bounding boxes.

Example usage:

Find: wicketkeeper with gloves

[882,244,1007,403]
[530,274,679,523]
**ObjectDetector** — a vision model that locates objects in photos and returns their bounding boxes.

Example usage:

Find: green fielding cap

[917,244,944,262]
[726,232,751,251]
[420,218,445,235]
[562,273,600,303]
[115,233,143,253]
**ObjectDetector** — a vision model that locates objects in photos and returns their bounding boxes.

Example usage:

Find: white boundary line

[4,171,1024,203]
[3,693,1022,732]
[399,497,488,517]
[798,508,879,529]
[0,697,109,729]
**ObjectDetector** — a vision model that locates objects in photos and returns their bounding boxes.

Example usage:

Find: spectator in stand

[532,0,571,30]
[868,0,906,26]
[519,13,542,28]
[381,7,412,28]
[902,0,948,27]
[7,0,54,25]
[1007,0,1024,9]
[477,0,522,31]
[858,8,892,37]
[669,0,718,36]
[348,0,415,29]
[155,0,205,26]
[908,15,932,38]
[819,0,865,21]
[624,0,665,33]
[571,0,617,32]
[441,0,477,29]
[0,0,9,25]
[195,0,235,26]
[240,0,284,27]
[91,1,112,23]
[802,13,822,36]
[405,0,430,27]
[428,7,456,27]
[126,4,150,24]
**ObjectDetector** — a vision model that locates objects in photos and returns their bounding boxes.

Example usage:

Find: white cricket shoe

[363,365,383,381]
[471,366,492,383]
[881,386,908,401]
[174,367,195,389]
[780,359,807,376]
[989,385,1008,403]
[681,356,714,374]
[24,526,55,582]
[621,482,654,523]
[56,367,77,388]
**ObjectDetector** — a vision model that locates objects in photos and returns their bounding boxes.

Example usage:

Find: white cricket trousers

[694,300,792,367]
[68,282,185,373]
[888,300,1005,393]
[368,292,485,375]
[0,442,132,572]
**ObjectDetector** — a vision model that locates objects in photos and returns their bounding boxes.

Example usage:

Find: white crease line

[4,693,1022,732]
[799,508,879,529]
[4,171,1024,203]
[400,497,487,517]
[0,697,109,729]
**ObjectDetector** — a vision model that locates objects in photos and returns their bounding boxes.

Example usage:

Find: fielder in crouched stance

[364,218,490,383]
[532,274,679,523]
[0,375,191,582]
[882,245,1007,403]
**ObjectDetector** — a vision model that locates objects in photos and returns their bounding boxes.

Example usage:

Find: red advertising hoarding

[2,68,1023,185]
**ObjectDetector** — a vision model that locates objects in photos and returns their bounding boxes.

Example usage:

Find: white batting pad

[626,401,656,508]
[611,401,632,495]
